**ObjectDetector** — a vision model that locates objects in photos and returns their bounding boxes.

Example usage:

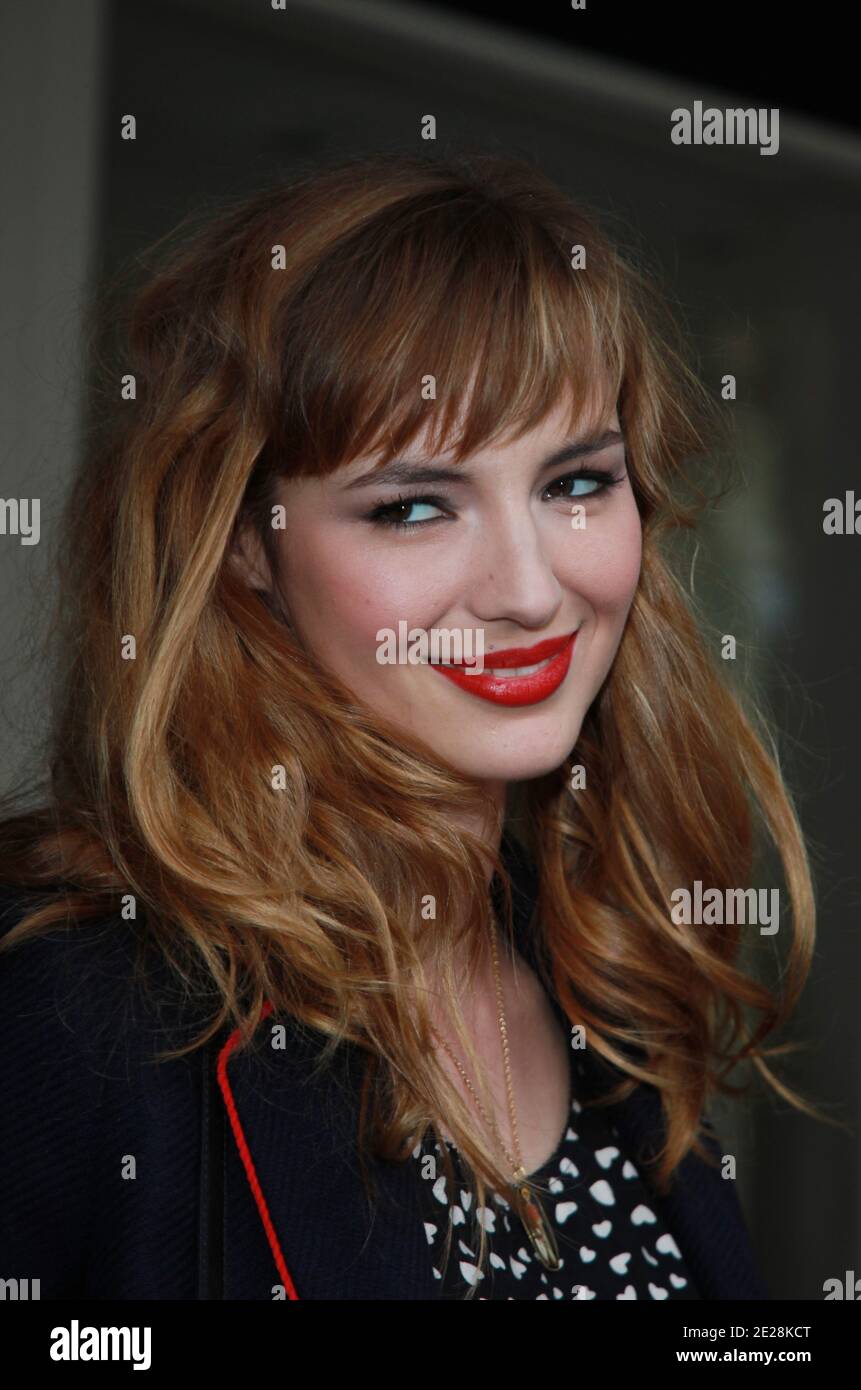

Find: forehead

[336,385,621,482]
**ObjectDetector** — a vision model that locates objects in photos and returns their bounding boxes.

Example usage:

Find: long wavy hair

[0,151,818,1295]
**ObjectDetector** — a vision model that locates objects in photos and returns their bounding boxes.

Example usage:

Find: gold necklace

[430,924,562,1273]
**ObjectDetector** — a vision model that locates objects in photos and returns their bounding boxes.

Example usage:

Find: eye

[542,468,625,502]
[367,494,449,531]
[365,468,626,533]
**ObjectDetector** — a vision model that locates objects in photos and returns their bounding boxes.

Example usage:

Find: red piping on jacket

[216,998,300,1300]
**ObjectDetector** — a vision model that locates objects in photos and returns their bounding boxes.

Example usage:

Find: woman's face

[244,394,642,788]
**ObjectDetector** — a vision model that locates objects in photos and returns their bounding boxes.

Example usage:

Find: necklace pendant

[514,1181,561,1272]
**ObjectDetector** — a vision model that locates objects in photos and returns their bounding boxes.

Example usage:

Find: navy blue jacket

[0,837,770,1300]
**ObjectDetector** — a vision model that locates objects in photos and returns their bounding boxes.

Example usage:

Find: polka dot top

[412,1026,701,1300]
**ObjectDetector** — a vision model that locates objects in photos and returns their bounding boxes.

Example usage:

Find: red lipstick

[430,631,578,707]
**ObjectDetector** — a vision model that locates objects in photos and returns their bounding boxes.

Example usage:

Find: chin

[440,728,583,786]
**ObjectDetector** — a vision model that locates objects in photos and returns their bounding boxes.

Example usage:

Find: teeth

[486,657,552,677]
[436,655,556,677]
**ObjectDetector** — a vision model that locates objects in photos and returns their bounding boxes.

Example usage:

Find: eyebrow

[339,428,626,491]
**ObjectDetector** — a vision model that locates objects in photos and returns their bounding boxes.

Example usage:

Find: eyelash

[366,468,626,532]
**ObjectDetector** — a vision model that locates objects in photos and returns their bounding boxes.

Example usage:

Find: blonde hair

[0,151,819,1296]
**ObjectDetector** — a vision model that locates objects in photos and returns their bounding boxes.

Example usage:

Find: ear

[228,517,274,594]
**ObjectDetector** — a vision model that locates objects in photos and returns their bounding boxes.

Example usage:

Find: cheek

[556,506,642,614]
[280,525,448,659]
[287,535,380,636]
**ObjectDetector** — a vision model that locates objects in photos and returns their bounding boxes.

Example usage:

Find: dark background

[1,0,858,1300]
[434,0,858,133]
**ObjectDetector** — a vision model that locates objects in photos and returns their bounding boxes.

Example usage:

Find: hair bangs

[265,187,627,482]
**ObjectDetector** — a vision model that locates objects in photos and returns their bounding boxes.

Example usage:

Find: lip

[430,630,578,707]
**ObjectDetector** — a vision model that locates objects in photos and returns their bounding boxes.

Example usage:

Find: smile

[429,631,578,707]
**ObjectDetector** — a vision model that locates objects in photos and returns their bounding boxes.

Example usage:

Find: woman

[0,152,817,1301]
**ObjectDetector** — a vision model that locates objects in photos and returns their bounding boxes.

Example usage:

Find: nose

[465,501,564,631]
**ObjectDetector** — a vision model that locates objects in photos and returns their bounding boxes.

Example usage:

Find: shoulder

[0,886,137,1077]
[0,886,212,1296]
[0,885,211,1074]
